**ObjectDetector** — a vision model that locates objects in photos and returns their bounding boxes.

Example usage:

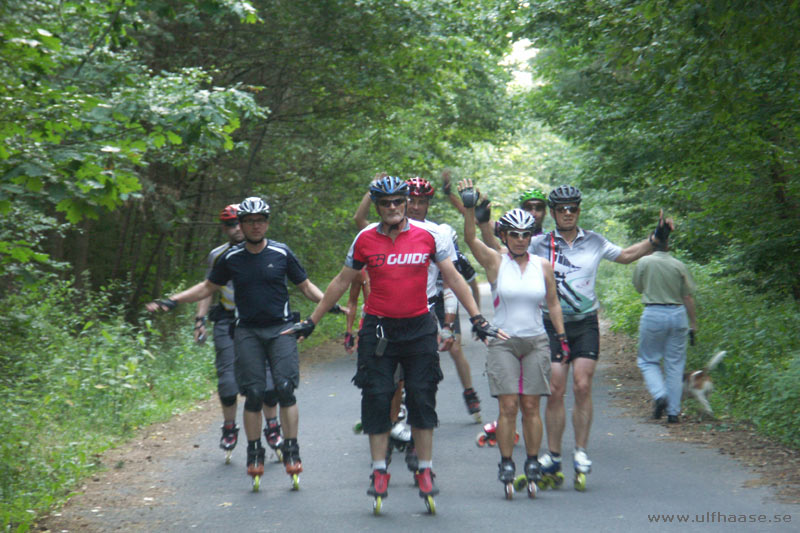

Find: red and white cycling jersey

[345,219,452,318]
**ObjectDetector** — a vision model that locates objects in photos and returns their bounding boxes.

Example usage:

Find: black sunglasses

[378,198,406,207]
[555,205,579,214]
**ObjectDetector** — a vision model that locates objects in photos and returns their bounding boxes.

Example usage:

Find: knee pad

[276,379,297,407]
[219,394,237,407]
[263,389,279,408]
[244,388,264,412]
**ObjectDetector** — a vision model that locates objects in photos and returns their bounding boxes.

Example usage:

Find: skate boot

[498,458,516,500]
[281,438,303,490]
[389,420,412,452]
[414,467,439,514]
[476,420,519,448]
[367,468,391,515]
[405,442,418,473]
[573,447,592,492]
[264,418,284,463]
[514,457,541,498]
[463,388,482,423]
[537,452,565,490]
[246,444,265,492]
[219,423,239,464]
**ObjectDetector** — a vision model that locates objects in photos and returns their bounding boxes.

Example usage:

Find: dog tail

[705,350,728,372]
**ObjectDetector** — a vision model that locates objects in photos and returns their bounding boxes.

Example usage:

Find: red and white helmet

[219,204,239,222]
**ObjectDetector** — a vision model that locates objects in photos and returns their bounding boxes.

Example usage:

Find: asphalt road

[105,287,797,532]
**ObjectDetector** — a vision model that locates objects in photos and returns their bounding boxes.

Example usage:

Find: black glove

[469,314,501,342]
[689,329,695,346]
[474,198,491,224]
[328,304,345,315]
[442,180,452,196]
[155,298,177,311]
[460,187,479,208]
[344,332,355,350]
[284,317,315,339]
[652,214,671,245]
[555,333,571,364]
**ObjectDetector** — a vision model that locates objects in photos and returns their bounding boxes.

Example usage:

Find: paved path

[84,287,797,532]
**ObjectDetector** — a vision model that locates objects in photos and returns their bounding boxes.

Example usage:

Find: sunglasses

[555,205,579,214]
[222,220,239,227]
[378,198,406,207]
[523,202,546,212]
[507,230,532,240]
[241,217,268,226]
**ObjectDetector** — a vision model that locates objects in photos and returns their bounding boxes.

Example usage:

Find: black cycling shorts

[544,313,600,362]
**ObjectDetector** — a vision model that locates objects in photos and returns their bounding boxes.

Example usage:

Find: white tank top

[490,253,546,337]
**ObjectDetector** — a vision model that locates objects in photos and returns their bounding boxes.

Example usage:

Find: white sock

[371,460,387,471]
[418,460,433,470]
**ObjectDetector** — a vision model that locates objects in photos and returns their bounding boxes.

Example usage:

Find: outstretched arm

[145,279,221,312]
[616,210,674,264]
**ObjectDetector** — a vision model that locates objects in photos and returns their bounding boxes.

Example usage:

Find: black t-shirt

[208,240,308,327]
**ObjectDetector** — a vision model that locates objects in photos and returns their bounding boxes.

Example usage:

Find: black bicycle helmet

[237,197,270,219]
[548,185,582,207]
[369,176,409,202]
[497,208,536,232]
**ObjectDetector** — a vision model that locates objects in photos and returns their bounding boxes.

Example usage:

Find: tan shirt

[633,251,695,305]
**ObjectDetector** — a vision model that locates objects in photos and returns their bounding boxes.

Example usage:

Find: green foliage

[0,278,216,531]
[520,0,800,299]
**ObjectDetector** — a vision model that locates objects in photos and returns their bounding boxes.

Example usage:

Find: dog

[682,350,727,415]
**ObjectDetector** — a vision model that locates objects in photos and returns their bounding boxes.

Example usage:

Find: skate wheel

[574,472,586,492]
[424,495,436,515]
[252,475,261,492]
[373,496,382,515]
[513,474,528,491]
[291,474,300,491]
[476,434,488,447]
[488,438,497,447]
[225,451,232,464]
[513,433,520,444]
[504,482,514,500]
[353,420,363,434]
[473,412,482,424]
[274,449,284,463]
[527,481,538,499]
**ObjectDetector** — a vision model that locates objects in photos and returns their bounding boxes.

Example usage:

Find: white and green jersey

[529,228,621,318]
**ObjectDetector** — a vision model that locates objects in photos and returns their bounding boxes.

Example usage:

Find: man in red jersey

[283,176,506,513]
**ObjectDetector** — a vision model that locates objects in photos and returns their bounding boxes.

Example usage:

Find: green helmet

[518,187,547,207]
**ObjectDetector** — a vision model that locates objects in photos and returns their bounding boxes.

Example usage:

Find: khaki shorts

[486,335,551,397]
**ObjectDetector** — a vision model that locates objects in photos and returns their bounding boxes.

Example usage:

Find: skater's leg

[410,428,433,462]
[545,361,569,454]
[369,432,391,461]
[519,394,543,456]
[496,394,519,458]
[279,403,299,440]
[447,340,473,390]
[572,358,596,450]
[243,401,264,441]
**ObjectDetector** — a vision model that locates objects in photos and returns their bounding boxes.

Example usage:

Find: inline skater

[529,185,671,491]
[193,204,283,463]
[459,180,568,499]
[354,176,483,422]
[146,196,335,491]
[283,176,507,514]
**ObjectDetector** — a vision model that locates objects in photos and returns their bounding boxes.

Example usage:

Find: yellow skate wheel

[473,412,482,424]
[513,474,528,491]
[425,495,436,515]
[373,496,382,515]
[252,475,261,492]
[574,472,586,492]
[225,450,232,464]
[291,473,300,491]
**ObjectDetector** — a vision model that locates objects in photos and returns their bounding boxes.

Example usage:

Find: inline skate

[281,438,302,490]
[514,457,541,498]
[498,458,516,500]
[219,423,239,464]
[463,388,482,423]
[263,418,284,463]
[246,444,265,492]
[537,452,565,490]
[573,447,592,491]
[475,420,520,448]
[367,468,391,515]
[414,467,439,514]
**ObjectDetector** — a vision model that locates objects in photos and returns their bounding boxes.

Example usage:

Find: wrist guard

[286,317,315,339]
[469,314,501,342]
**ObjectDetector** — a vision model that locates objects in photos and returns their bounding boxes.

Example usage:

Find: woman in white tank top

[459,179,568,496]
